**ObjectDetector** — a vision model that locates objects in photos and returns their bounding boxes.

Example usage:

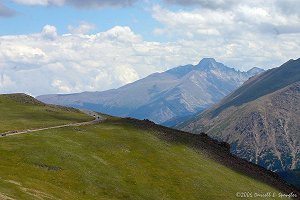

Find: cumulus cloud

[1,22,300,96]
[0,25,196,96]
[68,21,96,34]
[150,3,300,70]
[153,2,300,37]
[2,0,300,96]
[12,0,137,8]
[0,3,16,17]
[41,25,58,39]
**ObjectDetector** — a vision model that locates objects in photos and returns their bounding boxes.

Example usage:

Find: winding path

[0,110,105,138]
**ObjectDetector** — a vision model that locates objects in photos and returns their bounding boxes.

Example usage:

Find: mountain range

[178,58,300,175]
[37,58,264,125]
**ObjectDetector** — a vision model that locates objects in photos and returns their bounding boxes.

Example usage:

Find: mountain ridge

[37,58,264,125]
[210,58,300,117]
[179,58,300,175]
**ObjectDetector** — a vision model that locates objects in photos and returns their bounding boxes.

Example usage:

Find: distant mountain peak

[196,58,232,72]
[248,67,262,70]
[38,58,263,125]
[247,67,264,73]
[201,57,216,62]
[166,58,229,77]
[198,58,217,65]
[246,67,265,77]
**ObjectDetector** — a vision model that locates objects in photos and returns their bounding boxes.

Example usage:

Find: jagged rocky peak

[198,57,217,65]
[196,58,232,71]
[166,58,222,76]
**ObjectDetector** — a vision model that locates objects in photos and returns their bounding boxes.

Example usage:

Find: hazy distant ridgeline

[37,58,264,126]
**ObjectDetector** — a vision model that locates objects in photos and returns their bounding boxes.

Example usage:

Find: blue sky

[0,0,300,95]
[1,0,166,41]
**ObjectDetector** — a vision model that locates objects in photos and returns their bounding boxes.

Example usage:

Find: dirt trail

[0,110,105,138]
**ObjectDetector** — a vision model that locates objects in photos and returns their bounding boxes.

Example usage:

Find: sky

[0,0,300,96]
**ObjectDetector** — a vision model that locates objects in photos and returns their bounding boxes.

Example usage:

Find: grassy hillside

[0,94,93,133]
[0,119,292,200]
[0,94,296,199]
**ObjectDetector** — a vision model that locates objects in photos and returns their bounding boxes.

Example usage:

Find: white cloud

[1,23,299,97]
[150,4,300,69]
[51,79,72,93]
[41,25,58,40]
[152,4,300,37]
[2,0,300,96]
[0,74,15,91]
[68,21,96,34]
[0,25,196,96]
[114,65,139,84]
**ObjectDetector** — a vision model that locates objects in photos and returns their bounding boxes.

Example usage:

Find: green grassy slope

[0,119,294,200]
[0,94,93,133]
[0,94,295,199]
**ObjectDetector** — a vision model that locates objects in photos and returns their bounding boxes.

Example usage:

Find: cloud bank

[151,2,300,67]
[1,22,300,96]
[68,21,96,34]
[1,0,300,96]
[0,25,198,96]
